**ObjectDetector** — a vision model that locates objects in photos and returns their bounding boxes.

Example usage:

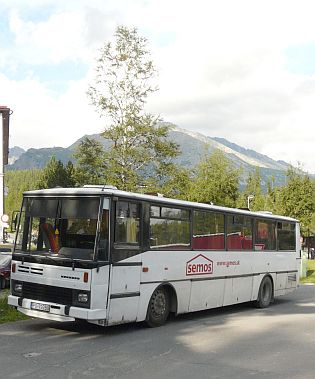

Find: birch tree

[87,26,179,191]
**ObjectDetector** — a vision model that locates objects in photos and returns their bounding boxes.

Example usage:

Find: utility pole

[0,106,11,243]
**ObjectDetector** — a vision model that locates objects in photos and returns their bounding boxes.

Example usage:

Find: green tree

[187,149,241,207]
[87,26,179,191]
[276,167,315,234]
[238,168,266,210]
[73,137,107,185]
[264,175,277,212]
[36,156,75,189]
[65,161,75,183]
[144,165,192,199]
[5,169,42,221]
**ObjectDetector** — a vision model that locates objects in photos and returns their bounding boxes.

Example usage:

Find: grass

[0,244,13,252]
[299,259,315,284]
[300,275,315,284]
[0,290,29,324]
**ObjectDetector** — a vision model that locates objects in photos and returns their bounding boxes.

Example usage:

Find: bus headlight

[13,281,23,295]
[72,290,90,308]
[78,293,89,303]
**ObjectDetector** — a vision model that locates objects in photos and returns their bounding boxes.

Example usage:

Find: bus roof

[23,186,298,223]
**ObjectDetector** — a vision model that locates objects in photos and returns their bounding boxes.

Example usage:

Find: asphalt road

[1,285,315,379]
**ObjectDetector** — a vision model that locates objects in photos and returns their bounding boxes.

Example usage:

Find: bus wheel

[256,276,273,308]
[146,287,170,327]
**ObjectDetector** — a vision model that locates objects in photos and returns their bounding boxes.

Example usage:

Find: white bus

[8,185,300,327]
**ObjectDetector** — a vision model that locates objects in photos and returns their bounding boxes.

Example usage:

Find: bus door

[107,200,142,325]
[89,198,111,318]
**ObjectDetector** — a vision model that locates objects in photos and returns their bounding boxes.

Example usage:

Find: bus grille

[22,282,73,305]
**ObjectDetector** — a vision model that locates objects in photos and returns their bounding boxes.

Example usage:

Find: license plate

[31,302,50,312]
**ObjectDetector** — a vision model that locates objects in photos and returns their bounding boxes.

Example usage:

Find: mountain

[6,125,298,189]
[167,127,290,171]
[8,146,25,165]
[8,147,73,170]
[167,127,292,188]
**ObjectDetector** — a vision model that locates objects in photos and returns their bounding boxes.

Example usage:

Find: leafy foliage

[186,149,241,207]
[73,137,107,185]
[144,165,192,199]
[88,26,157,124]
[237,168,266,210]
[36,156,75,189]
[4,169,42,220]
[87,26,179,191]
[275,167,315,234]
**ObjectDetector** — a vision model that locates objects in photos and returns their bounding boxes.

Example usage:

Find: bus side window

[115,201,140,245]
[277,222,296,251]
[98,210,109,260]
[227,215,253,251]
[192,210,225,250]
[254,219,276,251]
[150,206,190,250]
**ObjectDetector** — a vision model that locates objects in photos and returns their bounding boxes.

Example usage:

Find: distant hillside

[7,124,298,189]
[167,128,291,188]
[212,137,290,171]
[8,147,73,170]
[8,146,25,165]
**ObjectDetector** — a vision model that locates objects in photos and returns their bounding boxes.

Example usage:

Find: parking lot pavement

[1,285,315,378]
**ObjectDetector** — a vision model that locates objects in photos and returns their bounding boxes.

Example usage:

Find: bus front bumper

[8,295,107,322]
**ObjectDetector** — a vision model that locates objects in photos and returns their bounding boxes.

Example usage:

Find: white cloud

[1,0,315,173]
[8,9,92,65]
[0,73,104,149]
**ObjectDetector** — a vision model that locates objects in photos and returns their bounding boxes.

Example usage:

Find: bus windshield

[15,197,107,261]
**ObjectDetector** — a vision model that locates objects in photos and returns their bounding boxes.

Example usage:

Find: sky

[1,0,315,174]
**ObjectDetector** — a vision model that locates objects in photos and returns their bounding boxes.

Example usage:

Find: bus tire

[146,287,170,327]
[256,276,273,308]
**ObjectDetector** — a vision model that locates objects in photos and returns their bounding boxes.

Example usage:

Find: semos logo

[186,254,213,276]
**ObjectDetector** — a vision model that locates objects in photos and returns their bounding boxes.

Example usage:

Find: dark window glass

[16,197,101,261]
[149,205,190,250]
[227,215,253,250]
[192,210,225,250]
[26,198,59,218]
[150,219,190,249]
[254,219,276,251]
[150,206,160,217]
[115,201,140,244]
[61,198,99,219]
[24,197,99,219]
[277,222,296,251]
[161,207,190,219]
[98,210,109,261]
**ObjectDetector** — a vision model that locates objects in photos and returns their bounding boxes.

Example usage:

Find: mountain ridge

[6,125,305,190]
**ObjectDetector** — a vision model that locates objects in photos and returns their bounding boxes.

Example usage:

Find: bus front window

[15,197,103,261]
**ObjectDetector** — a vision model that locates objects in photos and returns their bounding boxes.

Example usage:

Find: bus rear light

[142,267,149,272]
[12,263,16,273]
[83,272,89,283]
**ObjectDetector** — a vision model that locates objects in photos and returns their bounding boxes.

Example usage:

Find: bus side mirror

[11,211,20,232]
